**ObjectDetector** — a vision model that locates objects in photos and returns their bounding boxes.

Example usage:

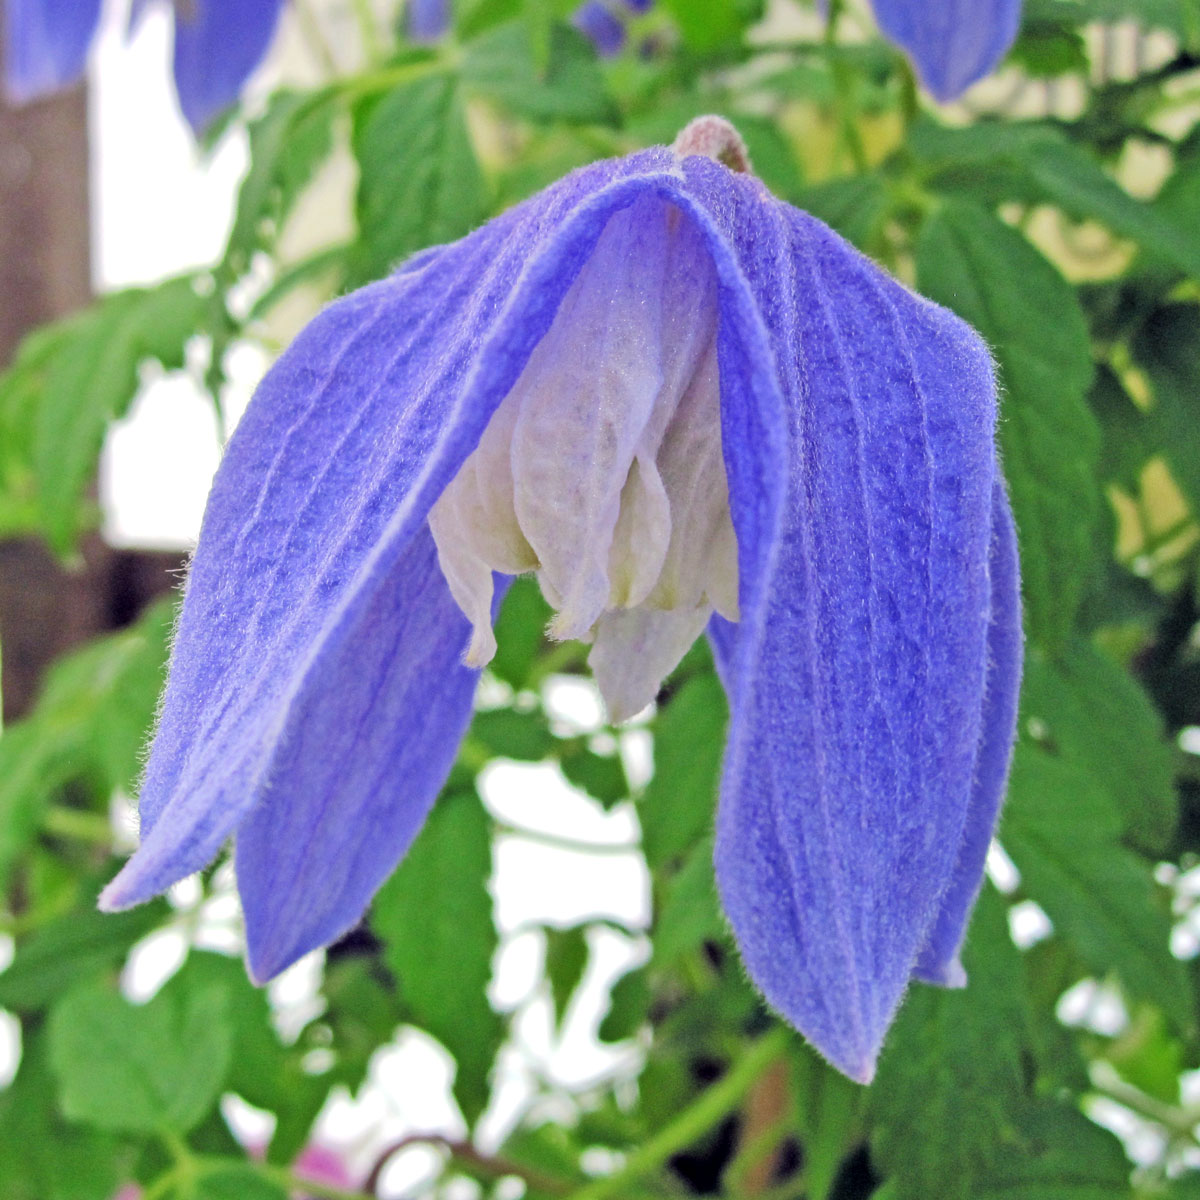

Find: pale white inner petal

[428,196,738,717]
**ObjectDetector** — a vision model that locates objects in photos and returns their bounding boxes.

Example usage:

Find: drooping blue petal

[913,482,1022,986]
[573,2,627,57]
[172,0,285,132]
[869,0,1023,102]
[407,0,449,43]
[680,156,1000,1081]
[3,0,101,104]
[235,532,493,982]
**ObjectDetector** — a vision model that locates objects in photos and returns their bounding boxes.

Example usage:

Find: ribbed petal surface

[913,482,1023,985]
[3,0,101,104]
[870,0,1022,101]
[680,157,1002,1080]
[172,0,285,132]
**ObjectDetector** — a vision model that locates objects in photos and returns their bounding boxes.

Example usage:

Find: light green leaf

[48,972,233,1134]
[917,200,1100,647]
[373,788,502,1124]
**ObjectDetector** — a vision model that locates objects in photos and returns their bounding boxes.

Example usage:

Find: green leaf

[0,599,174,891]
[652,836,725,967]
[373,788,502,1124]
[0,1034,132,1200]
[1020,642,1176,850]
[194,1167,289,1200]
[0,898,167,1011]
[638,672,726,869]
[559,742,628,808]
[462,19,618,125]
[48,970,233,1134]
[1002,744,1192,1031]
[917,201,1100,647]
[472,706,556,761]
[1133,303,1200,513]
[350,73,486,285]
[871,888,1028,1200]
[976,1104,1131,1198]
[0,277,208,551]
[545,925,589,1026]
[598,966,649,1042]
[796,175,889,251]
[490,577,553,689]
[658,0,764,53]
[223,88,339,276]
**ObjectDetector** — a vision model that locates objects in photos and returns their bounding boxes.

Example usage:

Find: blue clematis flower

[100,116,1022,1082]
[406,0,449,44]
[864,0,1023,101]
[3,0,285,133]
[572,0,653,57]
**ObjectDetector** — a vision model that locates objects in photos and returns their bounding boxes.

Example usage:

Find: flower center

[429,196,738,721]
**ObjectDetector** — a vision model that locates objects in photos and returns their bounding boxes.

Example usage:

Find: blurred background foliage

[4,0,1200,1197]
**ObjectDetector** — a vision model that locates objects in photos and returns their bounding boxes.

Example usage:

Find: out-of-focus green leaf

[975,1103,1131,1198]
[1003,746,1192,1031]
[598,965,649,1042]
[48,970,233,1134]
[652,836,724,967]
[472,705,556,761]
[1133,303,1200,513]
[490,577,553,690]
[194,1167,288,1200]
[0,1034,132,1200]
[373,788,502,1124]
[639,672,726,869]
[871,888,1027,1200]
[917,200,1099,647]
[0,899,166,1011]
[796,175,889,251]
[659,0,764,53]
[350,73,486,285]
[1020,642,1176,850]
[0,599,173,891]
[223,88,339,276]
[545,924,589,1026]
[462,20,618,125]
[559,742,628,808]
[0,277,207,551]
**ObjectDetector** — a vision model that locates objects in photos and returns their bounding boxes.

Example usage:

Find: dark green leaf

[472,706,556,761]
[1003,745,1192,1031]
[48,970,233,1134]
[1020,641,1176,850]
[373,789,502,1124]
[652,836,724,967]
[545,925,589,1026]
[598,966,649,1042]
[1133,303,1200,513]
[490,577,553,689]
[871,888,1027,1200]
[917,201,1099,646]
[559,742,628,807]
[194,1166,288,1200]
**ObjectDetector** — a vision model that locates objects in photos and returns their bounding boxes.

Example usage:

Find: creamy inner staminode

[429,196,737,721]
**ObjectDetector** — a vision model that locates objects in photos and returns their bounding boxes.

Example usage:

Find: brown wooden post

[0,58,182,722]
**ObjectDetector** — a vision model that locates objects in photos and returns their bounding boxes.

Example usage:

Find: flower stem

[563,1027,792,1200]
